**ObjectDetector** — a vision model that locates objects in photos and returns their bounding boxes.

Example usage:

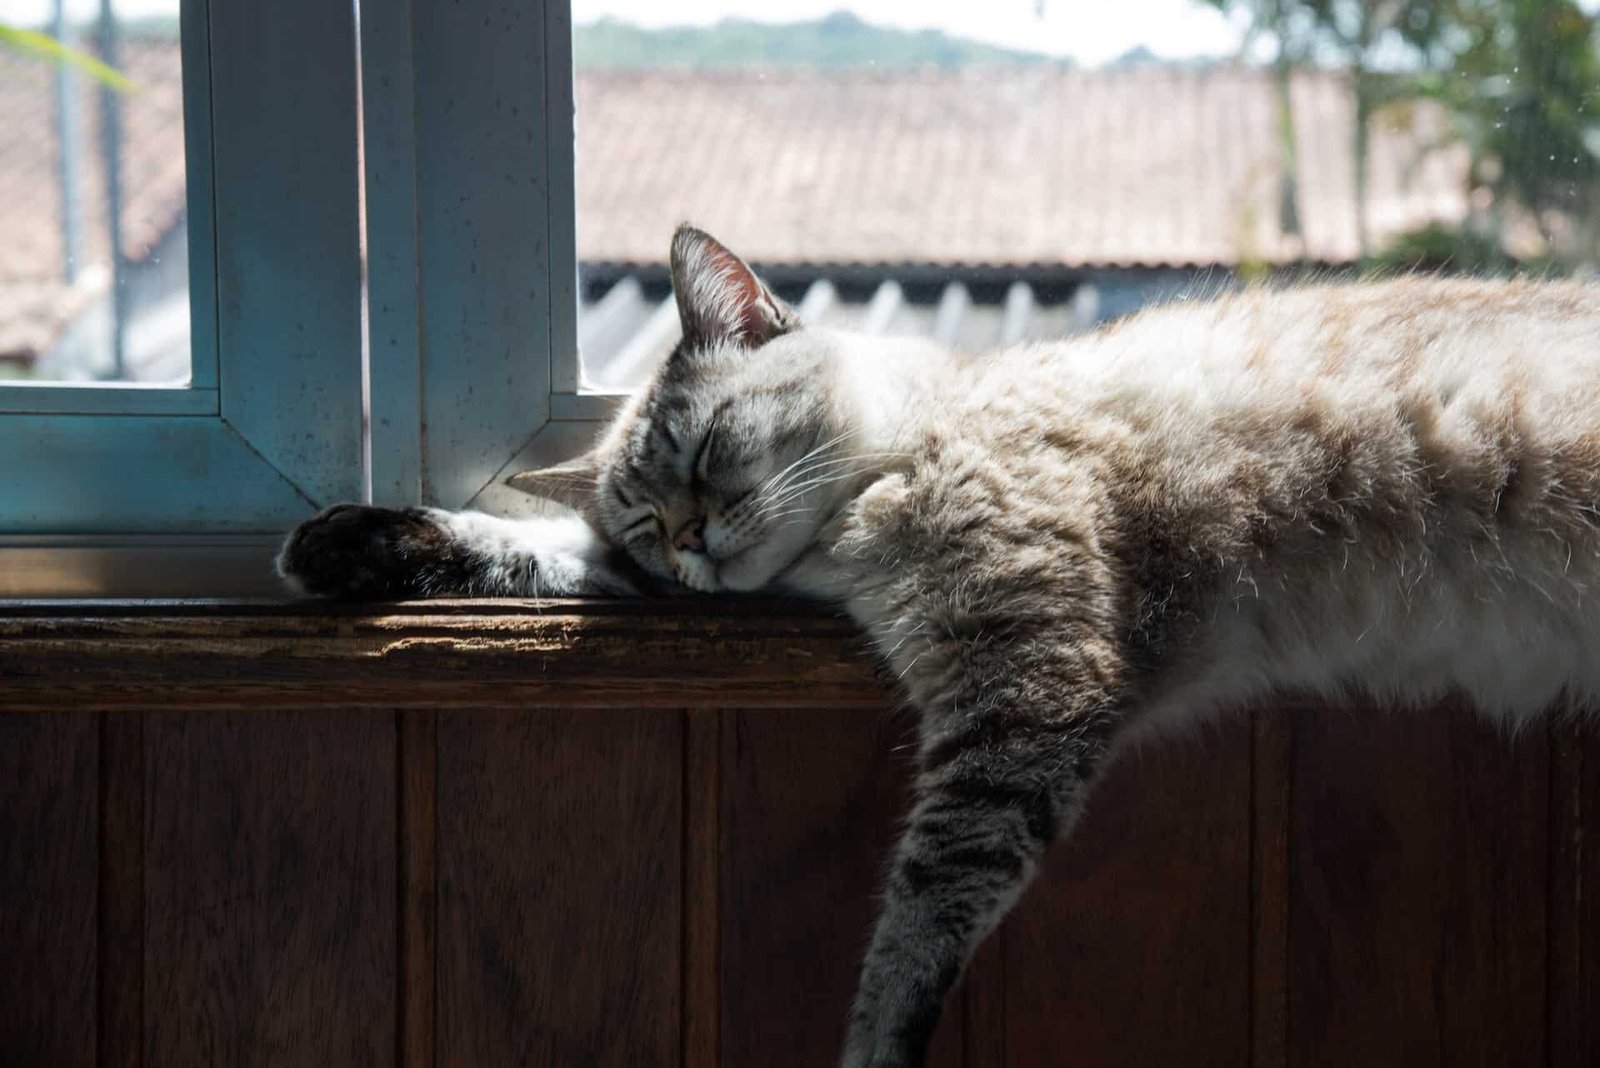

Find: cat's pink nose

[674,517,706,553]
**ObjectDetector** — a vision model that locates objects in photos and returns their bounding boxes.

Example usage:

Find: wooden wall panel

[399,710,438,1068]
[100,712,146,1068]
[1551,714,1599,1068]
[436,710,682,1068]
[0,712,98,1068]
[143,711,396,1068]
[5,606,1598,1068]
[1002,715,1255,1068]
[717,708,964,1068]
[1287,700,1549,1068]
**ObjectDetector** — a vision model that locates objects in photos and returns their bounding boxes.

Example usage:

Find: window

[0,0,362,581]
[1,1,191,384]
[565,0,1600,391]
[3,0,1596,594]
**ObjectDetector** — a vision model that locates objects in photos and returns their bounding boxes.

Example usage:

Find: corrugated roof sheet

[577,272,1199,389]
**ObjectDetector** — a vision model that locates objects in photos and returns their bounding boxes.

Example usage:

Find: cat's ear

[670,224,798,349]
[506,452,601,511]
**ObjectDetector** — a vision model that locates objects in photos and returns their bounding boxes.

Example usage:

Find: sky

[572,0,1251,66]
[3,0,1252,66]
[5,0,1599,69]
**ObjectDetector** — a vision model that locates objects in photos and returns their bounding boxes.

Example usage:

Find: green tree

[0,22,131,89]
[1207,0,1444,257]
[1409,0,1599,263]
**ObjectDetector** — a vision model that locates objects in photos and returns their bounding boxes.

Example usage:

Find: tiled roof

[576,66,1468,268]
[1,45,1473,363]
[0,38,187,362]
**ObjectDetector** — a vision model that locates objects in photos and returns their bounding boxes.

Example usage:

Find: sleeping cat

[279,225,1600,1068]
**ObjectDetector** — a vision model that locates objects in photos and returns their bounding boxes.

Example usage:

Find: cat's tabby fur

[279,226,1600,1068]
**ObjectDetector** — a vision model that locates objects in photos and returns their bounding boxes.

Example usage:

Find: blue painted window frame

[0,0,603,581]
[0,0,363,536]
[364,0,620,520]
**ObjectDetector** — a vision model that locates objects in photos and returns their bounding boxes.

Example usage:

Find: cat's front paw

[277,503,454,599]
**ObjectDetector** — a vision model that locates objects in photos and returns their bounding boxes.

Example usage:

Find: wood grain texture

[399,711,438,1068]
[0,600,882,710]
[717,708,964,1068]
[99,712,144,1068]
[683,709,722,1068]
[143,711,396,1068]
[1002,715,1255,1068]
[2,601,1594,1068]
[1251,705,1294,1068]
[0,712,98,1068]
[1287,699,1549,1068]
[436,710,682,1068]
[962,924,1007,1068]
[1550,713,1598,1068]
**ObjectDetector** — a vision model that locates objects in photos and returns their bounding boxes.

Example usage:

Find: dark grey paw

[276,504,456,599]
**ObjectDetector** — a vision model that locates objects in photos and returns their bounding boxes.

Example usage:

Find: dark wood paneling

[684,709,722,1068]
[143,711,396,1068]
[399,710,438,1068]
[1002,715,1255,1068]
[99,712,144,1068]
[962,925,1008,1068]
[1251,706,1294,1068]
[3,604,1596,1068]
[436,710,682,1068]
[1551,713,1599,1068]
[717,708,964,1068]
[1288,700,1549,1068]
[0,712,98,1068]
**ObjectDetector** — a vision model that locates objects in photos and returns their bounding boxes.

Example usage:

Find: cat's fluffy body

[849,278,1600,727]
[278,228,1600,1068]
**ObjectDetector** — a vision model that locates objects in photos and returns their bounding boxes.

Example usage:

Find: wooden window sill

[0,598,886,710]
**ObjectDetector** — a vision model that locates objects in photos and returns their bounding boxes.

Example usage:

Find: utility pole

[53,0,82,285]
[97,0,127,379]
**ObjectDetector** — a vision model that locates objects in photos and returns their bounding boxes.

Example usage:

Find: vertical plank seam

[1280,708,1294,1068]
[1547,710,1582,1068]
[682,709,721,1068]
[1546,714,1555,1068]
[681,708,691,1068]
[97,710,144,1068]
[137,713,145,1068]
[997,922,1007,1068]
[398,710,438,1068]
[97,711,109,1068]
[1249,705,1291,1068]
[431,710,440,1068]
[396,710,407,1068]
[1247,709,1260,1068]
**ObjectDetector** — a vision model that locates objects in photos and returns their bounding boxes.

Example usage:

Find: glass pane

[572,1,1600,390]
[0,0,189,383]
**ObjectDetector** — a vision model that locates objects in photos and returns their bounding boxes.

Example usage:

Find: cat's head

[509,226,863,593]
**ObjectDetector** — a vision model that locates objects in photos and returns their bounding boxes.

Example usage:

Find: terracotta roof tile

[1,46,1472,363]
[0,38,187,360]
[576,66,1468,267]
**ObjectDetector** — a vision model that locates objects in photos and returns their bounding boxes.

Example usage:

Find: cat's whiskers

[761,452,909,513]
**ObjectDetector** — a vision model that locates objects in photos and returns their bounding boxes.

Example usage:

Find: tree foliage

[1203,0,1600,267]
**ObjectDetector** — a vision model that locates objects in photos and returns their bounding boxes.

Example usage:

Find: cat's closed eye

[615,510,663,544]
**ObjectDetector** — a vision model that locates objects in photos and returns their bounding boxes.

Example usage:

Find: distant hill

[574,11,1062,70]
